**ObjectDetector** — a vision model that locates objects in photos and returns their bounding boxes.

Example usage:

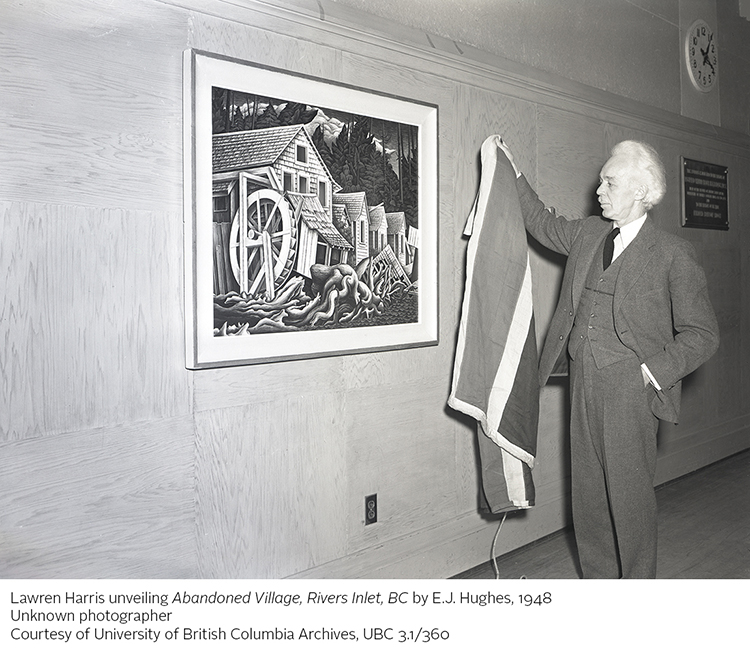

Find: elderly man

[498,139,719,578]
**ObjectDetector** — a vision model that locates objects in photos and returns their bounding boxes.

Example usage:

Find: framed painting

[183,50,439,369]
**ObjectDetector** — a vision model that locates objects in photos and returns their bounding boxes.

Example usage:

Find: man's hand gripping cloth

[448,136,540,513]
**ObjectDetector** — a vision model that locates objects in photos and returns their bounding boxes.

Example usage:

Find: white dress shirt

[611,213,647,263]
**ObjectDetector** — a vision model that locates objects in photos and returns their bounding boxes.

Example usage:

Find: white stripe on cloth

[502,449,532,509]
[485,259,535,465]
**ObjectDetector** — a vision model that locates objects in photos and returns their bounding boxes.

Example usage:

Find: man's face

[596,155,645,226]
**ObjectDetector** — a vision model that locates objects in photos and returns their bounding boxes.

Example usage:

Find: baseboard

[287,421,750,579]
[654,416,750,485]
[287,494,568,579]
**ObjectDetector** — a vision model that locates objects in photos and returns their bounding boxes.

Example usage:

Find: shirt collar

[616,213,647,249]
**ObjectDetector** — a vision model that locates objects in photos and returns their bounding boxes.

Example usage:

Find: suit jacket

[516,175,719,423]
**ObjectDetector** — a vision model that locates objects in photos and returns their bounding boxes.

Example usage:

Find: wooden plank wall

[0,0,197,578]
[0,0,748,580]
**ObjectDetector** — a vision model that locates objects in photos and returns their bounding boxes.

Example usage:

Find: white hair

[611,140,667,210]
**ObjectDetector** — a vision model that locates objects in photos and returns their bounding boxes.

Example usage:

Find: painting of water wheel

[184,51,438,368]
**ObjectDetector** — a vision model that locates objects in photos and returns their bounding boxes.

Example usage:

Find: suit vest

[568,242,635,368]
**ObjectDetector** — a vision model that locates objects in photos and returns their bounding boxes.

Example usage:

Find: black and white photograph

[1,1,747,652]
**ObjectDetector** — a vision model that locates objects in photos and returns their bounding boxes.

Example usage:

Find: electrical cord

[490,512,507,579]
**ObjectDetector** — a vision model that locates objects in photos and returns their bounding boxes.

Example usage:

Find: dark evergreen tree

[212,87,230,133]
[311,125,333,170]
[328,123,354,190]
[277,101,318,126]
[399,144,419,229]
[254,102,281,129]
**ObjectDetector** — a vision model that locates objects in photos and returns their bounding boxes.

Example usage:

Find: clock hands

[688,21,717,88]
[700,32,715,73]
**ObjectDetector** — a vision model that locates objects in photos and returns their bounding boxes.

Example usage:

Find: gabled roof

[386,211,406,234]
[333,191,369,221]
[288,193,352,250]
[212,125,305,173]
[212,179,236,195]
[368,203,387,231]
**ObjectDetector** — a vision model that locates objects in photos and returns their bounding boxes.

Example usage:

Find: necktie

[603,227,620,270]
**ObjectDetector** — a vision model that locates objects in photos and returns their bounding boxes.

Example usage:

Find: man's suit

[515,174,719,577]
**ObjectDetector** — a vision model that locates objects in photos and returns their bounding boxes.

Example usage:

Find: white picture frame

[183,50,439,368]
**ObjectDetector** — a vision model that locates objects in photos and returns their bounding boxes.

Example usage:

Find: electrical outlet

[365,494,377,525]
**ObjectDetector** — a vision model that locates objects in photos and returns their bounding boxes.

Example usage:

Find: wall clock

[685,19,718,92]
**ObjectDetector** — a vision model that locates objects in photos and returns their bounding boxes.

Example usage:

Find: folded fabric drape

[448,135,539,513]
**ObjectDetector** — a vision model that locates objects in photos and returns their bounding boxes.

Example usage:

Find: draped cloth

[448,136,539,513]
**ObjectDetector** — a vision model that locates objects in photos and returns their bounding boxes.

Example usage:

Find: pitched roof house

[211,125,352,291]
[333,191,371,265]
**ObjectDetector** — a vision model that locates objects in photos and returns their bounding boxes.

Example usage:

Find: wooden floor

[454,448,750,579]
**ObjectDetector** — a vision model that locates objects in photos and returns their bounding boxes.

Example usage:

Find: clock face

[686,19,718,92]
